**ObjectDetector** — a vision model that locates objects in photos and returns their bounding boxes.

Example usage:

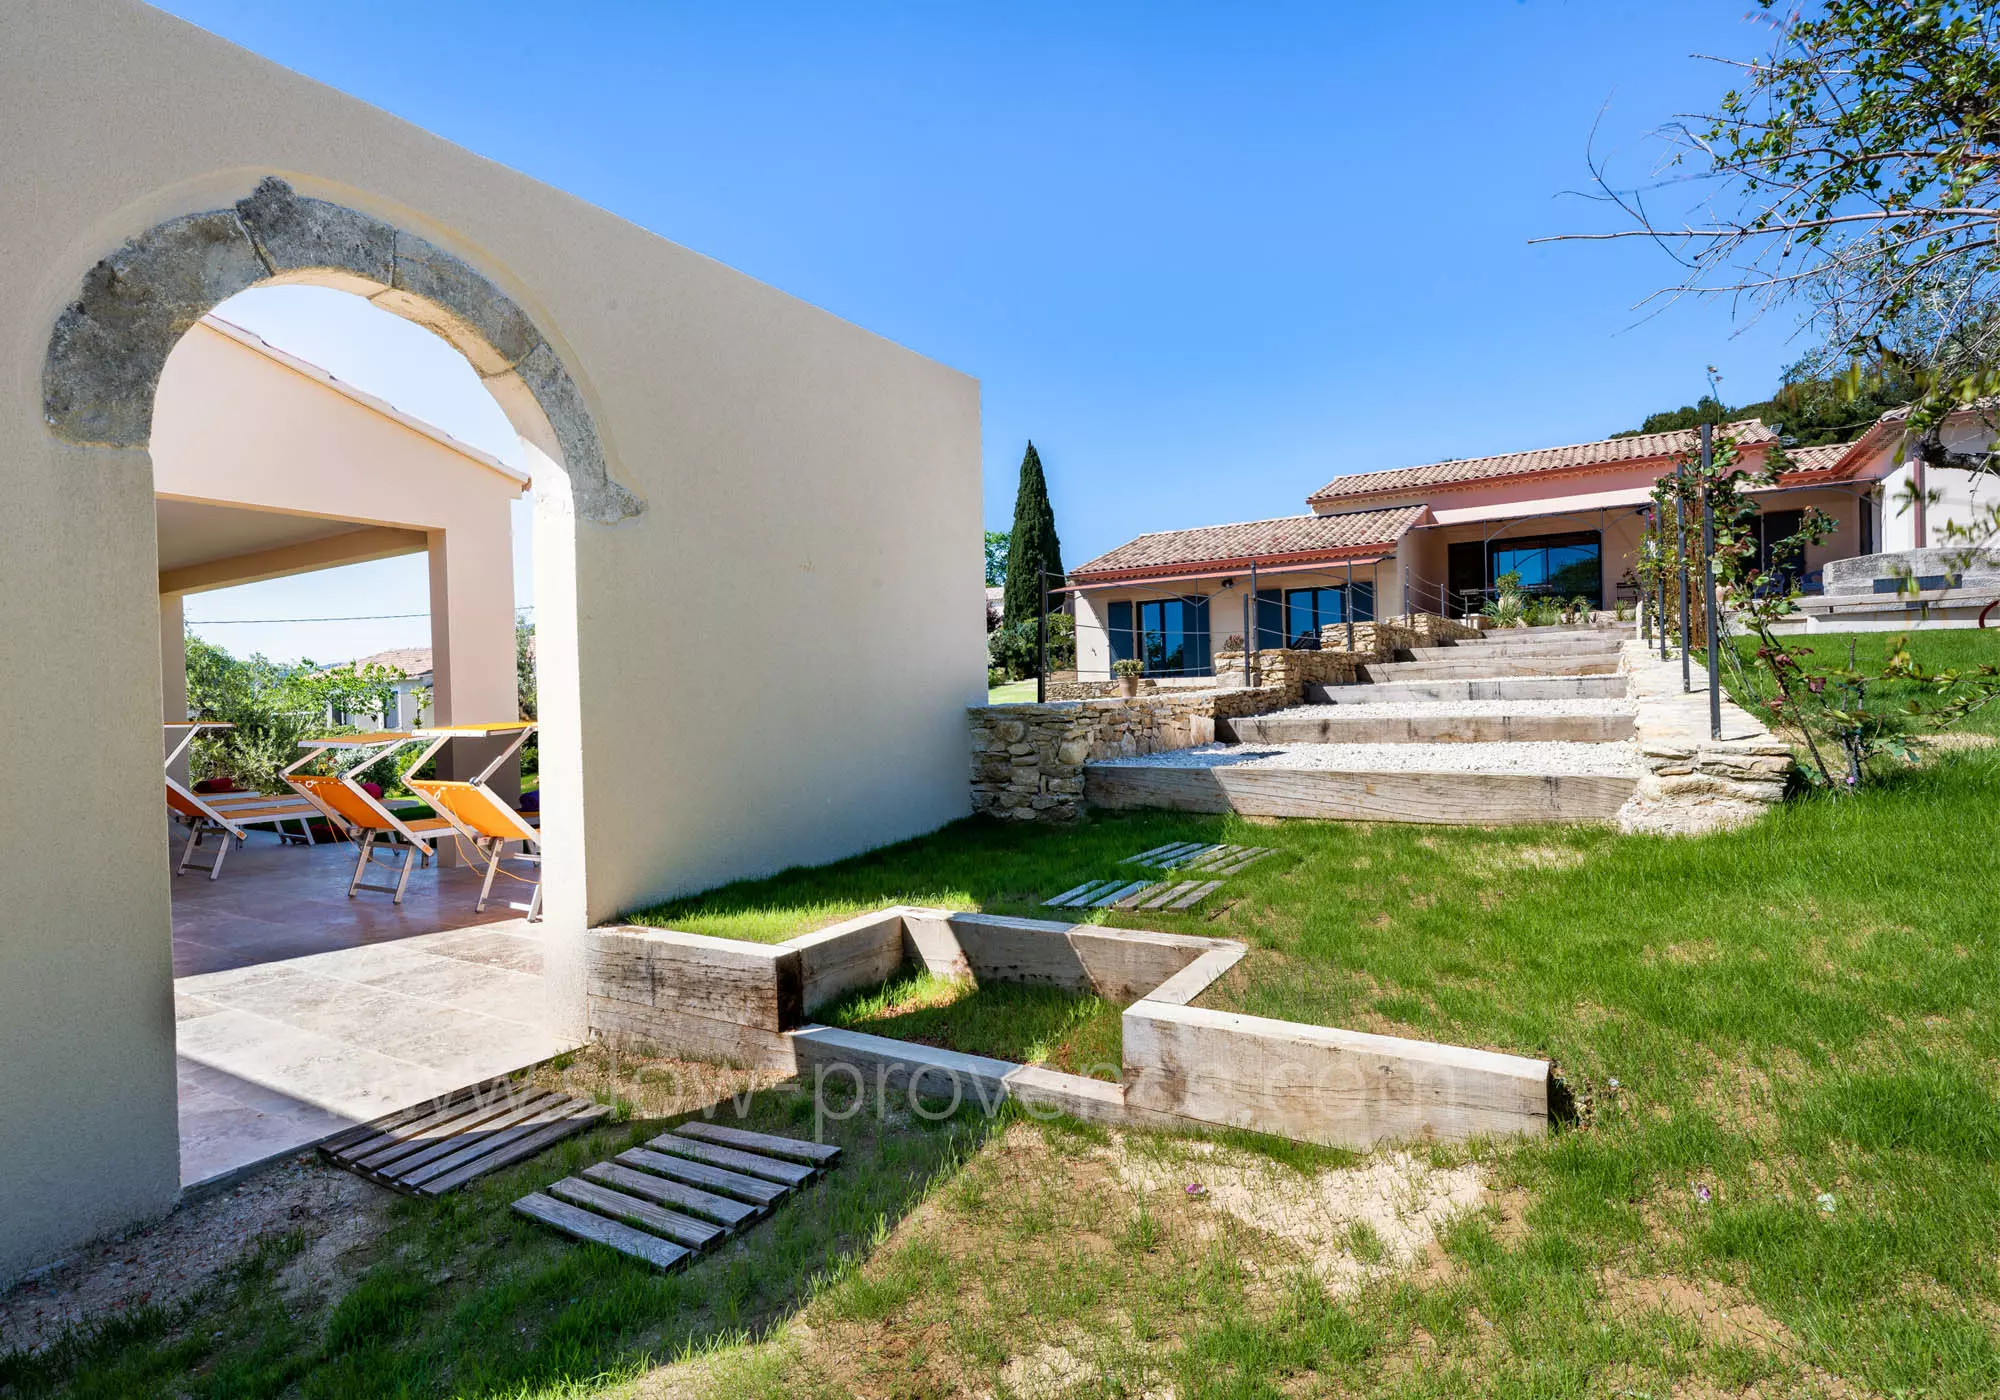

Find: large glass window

[1139,597,1210,674]
[1109,597,1210,675]
[1489,532,1602,600]
[1255,582,1373,647]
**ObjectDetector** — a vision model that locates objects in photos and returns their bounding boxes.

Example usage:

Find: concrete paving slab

[171,834,576,1191]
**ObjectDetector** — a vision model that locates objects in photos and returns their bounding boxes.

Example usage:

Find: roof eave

[1306,441,1776,507]
[1067,542,1399,588]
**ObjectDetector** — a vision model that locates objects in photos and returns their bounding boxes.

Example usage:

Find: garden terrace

[9,632,1999,1397]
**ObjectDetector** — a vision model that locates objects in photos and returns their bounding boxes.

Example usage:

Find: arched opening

[43,178,632,1191]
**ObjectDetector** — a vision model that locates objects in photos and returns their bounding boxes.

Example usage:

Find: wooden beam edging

[586,908,1549,1150]
[1120,1000,1550,1149]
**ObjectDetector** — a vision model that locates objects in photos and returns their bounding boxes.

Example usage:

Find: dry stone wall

[974,613,1474,823]
[970,692,1267,822]
[1616,640,1793,834]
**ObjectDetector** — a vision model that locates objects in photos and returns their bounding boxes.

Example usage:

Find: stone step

[1086,761,1636,825]
[1456,636,1624,652]
[1363,655,1622,680]
[1433,643,1628,661]
[1472,623,1627,639]
[1226,709,1635,744]
[1306,675,1630,703]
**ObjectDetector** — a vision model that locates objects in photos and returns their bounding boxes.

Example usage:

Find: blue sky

[161,0,1804,663]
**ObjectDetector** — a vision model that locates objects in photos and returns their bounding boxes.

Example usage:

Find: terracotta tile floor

[171,830,577,1189]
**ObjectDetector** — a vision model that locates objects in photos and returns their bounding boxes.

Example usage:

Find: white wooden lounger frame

[164,722,322,879]
[283,733,456,903]
[399,722,543,920]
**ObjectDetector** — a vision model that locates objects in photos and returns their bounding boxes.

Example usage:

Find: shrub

[986,613,1076,681]
[1113,659,1145,678]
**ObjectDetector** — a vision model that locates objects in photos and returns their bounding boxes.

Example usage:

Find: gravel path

[1255,697,1635,719]
[1109,740,1642,776]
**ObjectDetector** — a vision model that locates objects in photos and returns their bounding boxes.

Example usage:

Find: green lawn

[1726,624,2000,736]
[817,968,1124,1081]
[985,678,1039,704]
[12,635,2000,1397]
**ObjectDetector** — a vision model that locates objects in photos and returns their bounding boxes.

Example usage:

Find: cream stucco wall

[0,0,981,1283]
[1877,417,1998,551]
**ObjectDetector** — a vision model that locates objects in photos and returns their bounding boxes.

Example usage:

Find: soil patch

[0,1155,391,1356]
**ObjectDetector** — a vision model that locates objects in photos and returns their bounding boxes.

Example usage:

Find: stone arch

[42,176,643,525]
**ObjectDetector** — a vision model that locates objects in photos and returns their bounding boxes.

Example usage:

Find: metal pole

[1247,561,1259,686]
[1036,568,1048,704]
[1654,509,1668,659]
[1240,580,1251,688]
[1345,559,1355,650]
[1677,468,1692,693]
[1701,424,1722,738]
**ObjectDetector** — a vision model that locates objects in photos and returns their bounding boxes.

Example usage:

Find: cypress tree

[1002,441,1064,629]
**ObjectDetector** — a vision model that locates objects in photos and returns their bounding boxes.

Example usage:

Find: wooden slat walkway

[514,1124,840,1272]
[1042,844,1276,914]
[322,1080,608,1195]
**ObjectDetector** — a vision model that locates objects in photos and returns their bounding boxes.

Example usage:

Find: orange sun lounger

[400,721,542,919]
[284,732,458,903]
[163,722,322,878]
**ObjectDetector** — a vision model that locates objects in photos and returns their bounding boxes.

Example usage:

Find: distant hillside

[1612,369,1918,447]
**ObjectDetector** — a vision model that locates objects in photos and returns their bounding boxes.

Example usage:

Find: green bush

[987,614,1075,681]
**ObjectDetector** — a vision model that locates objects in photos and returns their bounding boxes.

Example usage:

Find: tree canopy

[983,530,1010,588]
[183,636,414,793]
[1563,1,2000,473]
[1001,442,1064,629]
[1613,353,1924,444]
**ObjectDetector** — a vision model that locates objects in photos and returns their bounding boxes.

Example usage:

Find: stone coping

[586,907,1552,1150]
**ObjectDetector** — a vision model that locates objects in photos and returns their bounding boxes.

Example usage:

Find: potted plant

[1113,658,1144,697]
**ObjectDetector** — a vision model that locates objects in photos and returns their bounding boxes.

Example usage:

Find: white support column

[160,592,189,786]
[526,443,589,1039]
[426,511,521,866]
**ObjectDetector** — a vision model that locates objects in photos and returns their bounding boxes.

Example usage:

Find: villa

[1069,410,1993,676]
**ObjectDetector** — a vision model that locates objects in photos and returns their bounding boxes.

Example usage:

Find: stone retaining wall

[970,688,1292,821]
[972,612,1476,823]
[1616,639,1794,835]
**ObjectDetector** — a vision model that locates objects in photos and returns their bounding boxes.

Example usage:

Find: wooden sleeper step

[614,1146,792,1206]
[547,1177,726,1250]
[648,1131,817,1185]
[514,1192,691,1271]
[516,1123,840,1271]
[673,1121,841,1165]
[582,1161,763,1227]
[322,1083,607,1195]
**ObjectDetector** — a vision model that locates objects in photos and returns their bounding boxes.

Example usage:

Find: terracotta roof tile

[1071,504,1428,580]
[1306,420,1779,503]
[1778,442,1851,475]
[347,647,433,677]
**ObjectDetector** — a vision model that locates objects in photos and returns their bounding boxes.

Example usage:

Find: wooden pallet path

[322,1080,608,1196]
[1122,842,1276,873]
[1043,844,1275,913]
[514,1124,840,1271]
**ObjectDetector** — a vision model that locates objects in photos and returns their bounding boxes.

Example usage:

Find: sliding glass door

[1107,596,1212,675]
[1447,531,1604,609]
[1254,582,1374,648]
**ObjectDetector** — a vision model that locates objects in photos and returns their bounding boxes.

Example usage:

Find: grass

[0,1054,1002,1400]
[12,631,2000,1396]
[985,678,1038,704]
[817,968,1124,1080]
[1725,624,2000,737]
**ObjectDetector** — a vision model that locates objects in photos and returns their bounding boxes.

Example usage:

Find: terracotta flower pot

[1117,676,1139,697]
